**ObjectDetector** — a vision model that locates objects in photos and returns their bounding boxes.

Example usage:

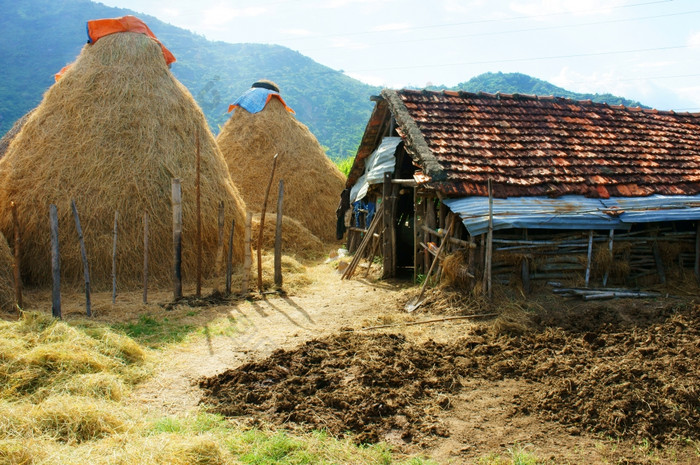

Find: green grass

[113,314,194,347]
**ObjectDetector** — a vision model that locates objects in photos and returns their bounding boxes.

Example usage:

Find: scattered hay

[217,97,345,242]
[0,311,148,401]
[0,233,15,313]
[440,250,473,289]
[251,213,324,259]
[0,32,246,289]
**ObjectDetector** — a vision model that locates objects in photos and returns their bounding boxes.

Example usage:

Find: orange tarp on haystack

[55,15,175,81]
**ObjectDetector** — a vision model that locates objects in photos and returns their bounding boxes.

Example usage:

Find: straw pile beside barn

[217,88,345,243]
[0,30,246,289]
[0,233,15,312]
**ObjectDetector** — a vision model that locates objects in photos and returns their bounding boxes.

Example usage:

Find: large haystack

[0,233,15,312]
[0,31,246,289]
[217,93,345,242]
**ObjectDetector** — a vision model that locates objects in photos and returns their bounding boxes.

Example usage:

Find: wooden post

[243,212,252,294]
[695,222,700,283]
[143,211,149,304]
[226,218,235,295]
[585,230,594,288]
[71,200,91,317]
[111,210,118,304]
[486,179,493,298]
[274,180,284,289]
[602,229,615,287]
[425,197,436,272]
[258,153,279,293]
[172,179,182,301]
[49,205,61,319]
[215,201,225,276]
[652,239,666,284]
[10,202,22,310]
[382,172,393,279]
[195,128,202,297]
[413,187,418,282]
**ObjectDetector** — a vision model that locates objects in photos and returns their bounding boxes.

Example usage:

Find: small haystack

[0,110,34,160]
[0,28,246,289]
[217,84,345,242]
[0,233,15,312]
[251,213,324,258]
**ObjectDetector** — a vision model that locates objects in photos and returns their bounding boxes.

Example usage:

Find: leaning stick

[258,153,279,293]
[362,313,499,330]
[10,202,22,310]
[71,200,91,317]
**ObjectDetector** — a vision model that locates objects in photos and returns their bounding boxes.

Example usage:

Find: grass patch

[113,314,195,347]
[335,156,354,177]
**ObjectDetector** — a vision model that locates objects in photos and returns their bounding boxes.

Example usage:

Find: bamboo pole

[243,211,252,294]
[49,205,61,319]
[484,179,493,298]
[71,200,91,317]
[382,172,393,278]
[172,179,182,301]
[258,153,279,293]
[226,218,235,295]
[195,128,202,297]
[215,201,225,277]
[695,222,700,283]
[10,202,22,310]
[274,180,284,289]
[112,210,118,304]
[143,211,149,304]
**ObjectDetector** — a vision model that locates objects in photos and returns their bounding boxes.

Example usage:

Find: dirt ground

[25,258,698,464]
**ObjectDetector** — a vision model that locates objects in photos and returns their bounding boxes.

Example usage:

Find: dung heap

[0,21,246,289]
[216,83,345,243]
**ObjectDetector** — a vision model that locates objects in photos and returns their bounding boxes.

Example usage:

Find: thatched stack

[217,91,345,243]
[0,31,246,289]
[0,233,15,312]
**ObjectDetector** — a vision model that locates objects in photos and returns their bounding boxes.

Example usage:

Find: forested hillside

[1,1,648,161]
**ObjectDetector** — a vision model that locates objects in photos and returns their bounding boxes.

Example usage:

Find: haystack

[0,110,34,160]
[251,213,324,258]
[0,30,246,289]
[0,233,15,312]
[217,88,345,242]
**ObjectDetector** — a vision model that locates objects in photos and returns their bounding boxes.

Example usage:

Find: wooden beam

[382,172,393,278]
[584,230,593,288]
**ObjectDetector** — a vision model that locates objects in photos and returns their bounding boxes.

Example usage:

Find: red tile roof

[382,89,700,198]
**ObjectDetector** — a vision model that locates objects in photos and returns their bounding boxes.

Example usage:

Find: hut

[216,81,345,243]
[340,89,700,290]
[0,16,246,289]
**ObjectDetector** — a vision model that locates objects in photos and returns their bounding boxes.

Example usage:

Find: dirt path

[130,263,406,415]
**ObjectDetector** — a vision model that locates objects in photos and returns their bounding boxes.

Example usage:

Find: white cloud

[282,28,313,37]
[330,37,369,50]
[372,22,411,32]
[322,0,393,8]
[345,72,404,88]
[509,0,613,18]
[687,31,700,48]
[201,4,266,27]
[441,0,486,14]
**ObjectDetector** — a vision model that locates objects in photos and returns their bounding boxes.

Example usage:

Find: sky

[98,0,700,111]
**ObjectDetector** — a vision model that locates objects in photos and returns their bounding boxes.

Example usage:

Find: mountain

[433,72,646,108]
[0,0,380,160]
[0,2,649,161]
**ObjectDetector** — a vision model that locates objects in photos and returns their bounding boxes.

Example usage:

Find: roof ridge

[402,87,700,117]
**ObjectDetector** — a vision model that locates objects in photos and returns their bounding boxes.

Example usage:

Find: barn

[339,89,700,291]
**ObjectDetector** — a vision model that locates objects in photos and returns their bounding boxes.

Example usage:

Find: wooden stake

[695,222,700,283]
[49,205,61,319]
[71,200,91,317]
[172,179,182,301]
[602,229,615,286]
[215,201,225,276]
[382,172,393,278]
[143,211,149,304]
[226,218,235,295]
[485,179,493,299]
[243,211,252,294]
[195,129,202,297]
[274,180,284,289]
[10,202,22,311]
[584,230,594,288]
[111,210,118,304]
[258,153,279,293]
